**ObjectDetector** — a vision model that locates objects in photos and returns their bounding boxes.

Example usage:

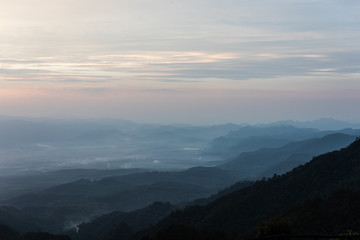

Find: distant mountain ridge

[204,123,360,158]
[267,118,360,130]
[219,133,358,178]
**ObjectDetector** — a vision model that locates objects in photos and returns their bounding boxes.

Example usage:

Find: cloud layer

[0,0,359,123]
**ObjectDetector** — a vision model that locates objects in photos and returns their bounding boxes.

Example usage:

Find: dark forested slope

[138,138,360,237]
[68,202,175,240]
[280,189,360,235]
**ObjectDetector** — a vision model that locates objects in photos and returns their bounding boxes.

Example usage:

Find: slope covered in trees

[67,202,175,240]
[136,138,360,238]
[0,224,70,240]
[0,166,235,233]
[276,189,360,235]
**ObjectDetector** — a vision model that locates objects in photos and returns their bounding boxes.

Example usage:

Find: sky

[0,0,359,124]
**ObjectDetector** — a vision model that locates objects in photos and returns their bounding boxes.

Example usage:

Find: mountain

[4,167,235,208]
[3,135,360,239]
[0,224,71,240]
[0,207,42,234]
[109,167,235,189]
[0,224,20,240]
[1,167,235,232]
[67,202,175,240]
[184,181,252,207]
[0,205,95,234]
[0,118,240,148]
[134,138,360,238]
[63,180,252,240]
[20,232,71,240]
[2,181,210,228]
[268,118,360,131]
[0,168,145,201]
[138,123,241,142]
[204,125,323,158]
[205,135,292,158]
[277,189,360,235]
[204,125,360,159]
[219,133,358,178]
[0,118,241,175]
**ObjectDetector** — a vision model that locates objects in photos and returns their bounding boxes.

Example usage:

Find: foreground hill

[136,138,360,238]
[279,189,360,235]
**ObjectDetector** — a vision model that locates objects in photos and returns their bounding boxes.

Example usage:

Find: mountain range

[1,118,360,240]
[132,137,360,239]
[220,133,358,178]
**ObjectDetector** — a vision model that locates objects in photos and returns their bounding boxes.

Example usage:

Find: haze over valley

[0,116,360,239]
[1,0,360,239]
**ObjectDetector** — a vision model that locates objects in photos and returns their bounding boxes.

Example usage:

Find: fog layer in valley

[0,116,359,235]
[0,117,240,175]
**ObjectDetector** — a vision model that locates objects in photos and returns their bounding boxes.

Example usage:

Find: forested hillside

[134,138,360,239]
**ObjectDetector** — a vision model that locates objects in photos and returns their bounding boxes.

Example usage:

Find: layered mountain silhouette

[205,125,360,159]
[1,130,360,239]
[66,202,175,240]
[131,137,360,238]
[219,133,357,178]
[0,167,236,234]
[0,224,70,240]
[4,167,235,210]
[204,125,319,157]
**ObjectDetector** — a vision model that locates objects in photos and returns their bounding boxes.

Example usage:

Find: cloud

[1,48,360,87]
[0,0,360,123]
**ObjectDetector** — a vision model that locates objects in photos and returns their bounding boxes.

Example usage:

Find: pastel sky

[0,0,359,124]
